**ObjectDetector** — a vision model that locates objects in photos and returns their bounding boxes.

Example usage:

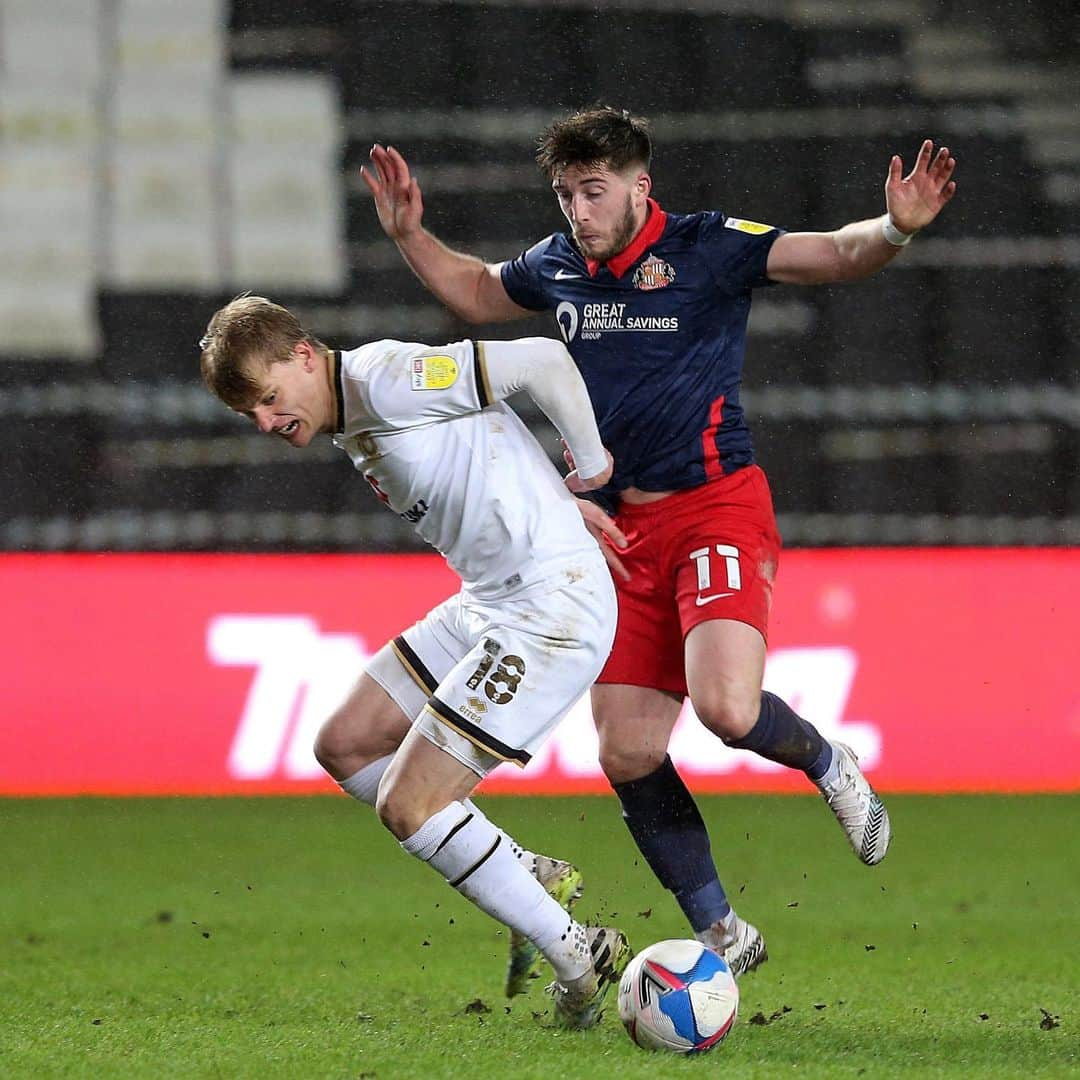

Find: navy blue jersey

[500,200,782,500]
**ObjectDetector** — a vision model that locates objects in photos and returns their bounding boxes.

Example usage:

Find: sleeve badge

[411,354,459,390]
[724,217,775,235]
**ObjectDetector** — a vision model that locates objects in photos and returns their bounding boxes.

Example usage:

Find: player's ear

[296,341,317,371]
[635,171,652,198]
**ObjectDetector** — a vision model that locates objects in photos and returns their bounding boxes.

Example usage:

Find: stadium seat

[933,269,1056,383]
[751,420,826,515]
[823,447,942,516]
[813,272,938,386]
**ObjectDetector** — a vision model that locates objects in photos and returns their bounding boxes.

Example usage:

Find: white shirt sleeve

[358,338,608,482]
[476,337,609,481]
[357,339,488,427]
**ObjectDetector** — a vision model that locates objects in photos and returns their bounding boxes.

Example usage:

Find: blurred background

[2,0,1078,554]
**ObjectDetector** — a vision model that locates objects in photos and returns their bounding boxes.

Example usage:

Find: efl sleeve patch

[724,217,776,235]
[410,354,459,390]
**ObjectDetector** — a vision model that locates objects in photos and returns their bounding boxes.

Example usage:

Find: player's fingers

[386,145,412,188]
[368,145,394,189]
[595,513,628,549]
[600,543,632,581]
[358,165,378,196]
[905,139,933,180]
[929,146,951,175]
[886,154,902,186]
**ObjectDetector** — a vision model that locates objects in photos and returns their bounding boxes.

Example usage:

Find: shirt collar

[331,350,345,434]
[585,198,668,279]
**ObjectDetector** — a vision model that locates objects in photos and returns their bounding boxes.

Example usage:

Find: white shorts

[366,557,616,777]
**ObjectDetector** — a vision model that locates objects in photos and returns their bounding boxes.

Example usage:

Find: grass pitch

[1,794,1076,1079]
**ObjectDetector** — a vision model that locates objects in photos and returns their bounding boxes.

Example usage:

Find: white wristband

[882,215,915,247]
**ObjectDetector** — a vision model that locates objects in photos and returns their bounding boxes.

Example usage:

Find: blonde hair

[199,295,327,409]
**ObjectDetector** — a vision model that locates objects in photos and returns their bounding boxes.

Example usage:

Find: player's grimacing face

[552,163,649,262]
[240,351,329,448]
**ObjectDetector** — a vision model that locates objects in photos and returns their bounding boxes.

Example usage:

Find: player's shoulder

[666,209,780,244]
[343,338,471,372]
[514,231,577,268]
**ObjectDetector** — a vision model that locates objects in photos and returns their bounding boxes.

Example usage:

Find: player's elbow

[462,265,530,324]
[528,338,578,387]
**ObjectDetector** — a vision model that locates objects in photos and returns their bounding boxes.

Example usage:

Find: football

[617,938,739,1053]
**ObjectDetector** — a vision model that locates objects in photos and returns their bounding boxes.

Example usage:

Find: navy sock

[730,690,833,779]
[612,756,730,932]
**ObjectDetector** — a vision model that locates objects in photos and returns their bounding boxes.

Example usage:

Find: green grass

[1,795,1077,1079]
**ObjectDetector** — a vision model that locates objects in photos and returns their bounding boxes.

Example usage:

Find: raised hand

[360,144,425,242]
[885,140,957,234]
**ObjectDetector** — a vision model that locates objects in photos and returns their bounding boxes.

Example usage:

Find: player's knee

[373,783,396,831]
[597,740,667,785]
[695,692,759,743]
[374,780,423,841]
[312,711,357,776]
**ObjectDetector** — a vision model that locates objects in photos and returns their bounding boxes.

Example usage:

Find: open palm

[360,143,425,241]
[886,140,957,234]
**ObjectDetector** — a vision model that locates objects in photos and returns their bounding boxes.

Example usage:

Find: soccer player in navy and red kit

[363,107,957,975]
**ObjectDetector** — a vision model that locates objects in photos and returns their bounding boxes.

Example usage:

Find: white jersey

[331,338,603,600]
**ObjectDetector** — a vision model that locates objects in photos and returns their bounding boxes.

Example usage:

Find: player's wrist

[881,214,916,247]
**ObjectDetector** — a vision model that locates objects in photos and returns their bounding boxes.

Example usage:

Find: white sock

[341,768,543,878]
[461,798,538,874]
[338,755,394,806]
[401,801,590,983]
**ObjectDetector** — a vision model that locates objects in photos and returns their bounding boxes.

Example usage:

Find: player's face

[240,347,331,448]
[552,163,650,262]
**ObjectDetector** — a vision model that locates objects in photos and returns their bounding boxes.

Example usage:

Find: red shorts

[598,465,781,695]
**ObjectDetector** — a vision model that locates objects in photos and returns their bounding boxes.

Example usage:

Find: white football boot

[698,914,768,978]
[817,741,892,865]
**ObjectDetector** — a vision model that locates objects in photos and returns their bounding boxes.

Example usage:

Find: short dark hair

[199,294,326,409]
[535,106,652,179]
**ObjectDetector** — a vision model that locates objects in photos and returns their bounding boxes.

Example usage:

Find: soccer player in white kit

[199,295,630,1029]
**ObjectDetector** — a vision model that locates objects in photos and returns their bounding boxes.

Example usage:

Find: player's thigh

[415,564,616,778]
[591,682,684,783]
[671,467,780,649]
[317,594,472,775]
[598,513,687,696]
[365,592,471,720]
[684,618,767,739]
[315,669,413,776]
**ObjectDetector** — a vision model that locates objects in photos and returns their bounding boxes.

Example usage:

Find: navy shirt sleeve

[499,236,558,311]
[698,211,784,295]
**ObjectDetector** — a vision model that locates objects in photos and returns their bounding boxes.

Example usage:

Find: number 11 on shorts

[690,544,742,602]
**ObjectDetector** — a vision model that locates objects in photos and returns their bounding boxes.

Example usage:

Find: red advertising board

[1,550,1077,796]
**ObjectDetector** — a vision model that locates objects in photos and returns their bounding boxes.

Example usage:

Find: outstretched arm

[478,338,612,491]
[766,140,958,285]
[361,144,532,323]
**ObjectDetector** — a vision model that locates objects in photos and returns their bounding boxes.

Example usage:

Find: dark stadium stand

[1,0,1076,550]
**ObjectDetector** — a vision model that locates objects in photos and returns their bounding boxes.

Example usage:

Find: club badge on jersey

[633,254,677,291]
